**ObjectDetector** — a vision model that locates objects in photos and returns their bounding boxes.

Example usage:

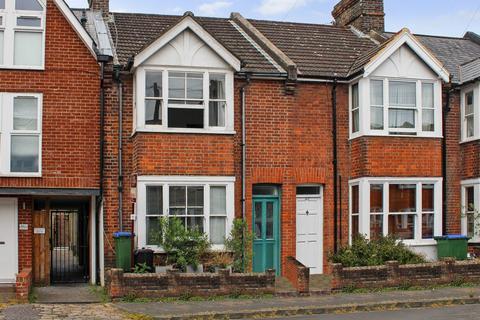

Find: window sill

[460,137,480,144]
[135,128,236,135]
[0,172,42,178]
[349,132,443,141]
[0,65,45,71]
[401,239,437,246]
[144,245,227,253]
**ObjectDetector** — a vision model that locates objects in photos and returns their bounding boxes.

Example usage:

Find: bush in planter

[156,217,210,272]
[329,235,426,267]
[225,219,254,273]
[210,252,234,271]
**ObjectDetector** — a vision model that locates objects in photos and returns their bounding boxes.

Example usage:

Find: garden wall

[284,257,310,295]
[106,268,275,299]
[331,259,480,290]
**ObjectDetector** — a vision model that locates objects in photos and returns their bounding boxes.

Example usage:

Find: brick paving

[0,304,126,320]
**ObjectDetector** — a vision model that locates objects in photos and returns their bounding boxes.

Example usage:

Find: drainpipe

[114,66,124,232]
[442,81,453,235]
[96,54,111,284]
[240,74,251,270]
[332,79,339,253]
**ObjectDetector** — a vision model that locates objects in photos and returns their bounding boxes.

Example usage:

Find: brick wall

[332,259,480,290]
[106,268,275,299]
[0,0,100,190]
[284,257,310,295]
[332,0,385,33]
[461,141,480,180]
[15,268,32,302]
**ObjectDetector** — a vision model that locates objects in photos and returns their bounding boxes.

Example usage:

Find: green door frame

[252,195,281,275]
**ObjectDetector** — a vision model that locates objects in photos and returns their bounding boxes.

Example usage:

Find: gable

[144,29,230,69]
[371,44,437,79]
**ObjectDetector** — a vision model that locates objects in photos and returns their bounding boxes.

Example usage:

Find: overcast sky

[66,0,480,37]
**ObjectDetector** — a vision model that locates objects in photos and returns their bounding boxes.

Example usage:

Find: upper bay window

[136,68,234,133]
[0,0,45,69]
[461,84,480,142]
[349,178,442,243]
[0,93,42,176]
[350,78,442,138]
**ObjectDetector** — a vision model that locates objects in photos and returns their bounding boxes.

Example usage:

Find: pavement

[34,284,103,304]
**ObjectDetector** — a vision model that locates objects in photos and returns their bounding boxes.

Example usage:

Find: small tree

[225,219,254,273]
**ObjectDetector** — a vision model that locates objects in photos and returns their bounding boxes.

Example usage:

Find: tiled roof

[384,32,480,83]
[106,12,279,73]
[249,20,376,78]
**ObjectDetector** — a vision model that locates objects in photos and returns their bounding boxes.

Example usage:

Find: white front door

[296,187,323,274]
[0,198,18,283]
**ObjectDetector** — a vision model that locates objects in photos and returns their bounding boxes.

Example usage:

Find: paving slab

[34,285,103,304]
[115,286,480,320]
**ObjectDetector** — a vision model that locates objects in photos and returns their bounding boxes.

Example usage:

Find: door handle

[0,241,5,245]
[306,211,309,215]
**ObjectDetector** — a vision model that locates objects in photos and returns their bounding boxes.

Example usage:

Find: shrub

[225,219,254,273]
[329,235,426,267]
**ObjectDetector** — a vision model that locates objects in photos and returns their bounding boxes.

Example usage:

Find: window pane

[467,116,474,137]
[168,108,204,129]
[422,184,434,212]
[296,186,321,195]
[14,97,38,130]
[11,135,39,173]
[187,186,204,207]
[351,185,359,214]
[422,213,434,239]
[389,81,416,107]
[209,101,225,127]
[16,0,43,10]
[17,16,41,27]
[388,214,415,240]
[145,72,162,98]
[352,109,359,133]
[0,31,4,65]
[370,184,383,213]
[370,106,384,130]
[266,202,274,239]
[168,74,185,99]
[145,99,162,125]
[187,76,203,100]
[422,109,434,131]
[210,216,226,245]
[187,217,203,232]
[370,215,383,240]
[254,202,262,238]
[14,32,42,66]
[388,109,415,129]
[371,80,383,105]
[146,186,162,215]
[210,74,225,100]
[467,213,475,238]
[146,216,161,245]
[352,84,359,109]
[210,186,226,216]
[466,186,475,211]
[169,186,185,208]
[351,215,359,238]
[422,83,434,108]
[389,184,416,212]
[0,0,4,9]
[466,92,474,113]
[253,185,278,196]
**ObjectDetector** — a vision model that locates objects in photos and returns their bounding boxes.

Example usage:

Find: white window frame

[136,176,235,251]
[135,66,235,135]
[460,83,480,143]
[349,177,442,246]
[0,92,42,177]
[349,77,442,139]
[350,82,360,134]
[461,179,480,242]
[0,0,46,70]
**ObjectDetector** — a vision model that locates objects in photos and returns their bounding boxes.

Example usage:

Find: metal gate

[50,209,89,284]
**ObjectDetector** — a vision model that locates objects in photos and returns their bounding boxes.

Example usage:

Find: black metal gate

[50,208,89,284]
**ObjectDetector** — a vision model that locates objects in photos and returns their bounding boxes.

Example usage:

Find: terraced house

[1,0,480,293]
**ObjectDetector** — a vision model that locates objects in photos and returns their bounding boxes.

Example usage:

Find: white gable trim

[53,0,97,58]
[133,16,241,71]
[364,29,450,82]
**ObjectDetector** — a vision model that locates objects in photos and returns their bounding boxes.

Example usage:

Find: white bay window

[0,0,45,69]
[461,179,480,242]
[135,68,234,133]
[0,93,42,176]
[461,84,480,142]
[137,176,235,250]
[349,178,442,244]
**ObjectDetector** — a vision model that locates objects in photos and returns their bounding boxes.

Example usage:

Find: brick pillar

[15,268,32,303]
[331,263,343,290]
[108,269,125,299]
[89,0,109,14]
[386,261,400,286]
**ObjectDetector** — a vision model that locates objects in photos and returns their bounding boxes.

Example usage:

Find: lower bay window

[0,93,42,176]
[461,179,480,242]
[349,178,442,243]
[137,176,235,250]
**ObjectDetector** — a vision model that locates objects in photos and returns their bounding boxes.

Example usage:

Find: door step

[0,284,15,302]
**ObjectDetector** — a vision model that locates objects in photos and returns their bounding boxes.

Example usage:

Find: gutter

[332,79,339,253]
[240,73,251,271]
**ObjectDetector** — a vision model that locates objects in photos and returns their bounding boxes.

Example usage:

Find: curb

[122,297,480,320]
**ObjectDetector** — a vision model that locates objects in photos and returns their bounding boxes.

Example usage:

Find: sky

[65,0,480,37]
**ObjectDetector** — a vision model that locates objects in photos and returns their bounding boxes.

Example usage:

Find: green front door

[252,197,280,275]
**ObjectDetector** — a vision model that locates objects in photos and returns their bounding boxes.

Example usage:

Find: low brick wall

[15,268,32,302]
[332,259,480,290]
[284,257,310,295]
[106,268,276,299]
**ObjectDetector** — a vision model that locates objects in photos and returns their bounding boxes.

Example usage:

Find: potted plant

[210,252,234,272]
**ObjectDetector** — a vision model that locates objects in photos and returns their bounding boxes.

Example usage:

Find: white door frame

[0,198,18,283]
[296,185,323,274]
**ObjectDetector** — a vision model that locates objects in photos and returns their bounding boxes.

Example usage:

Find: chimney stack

[88,0,109,14]
[332,0,384,34]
